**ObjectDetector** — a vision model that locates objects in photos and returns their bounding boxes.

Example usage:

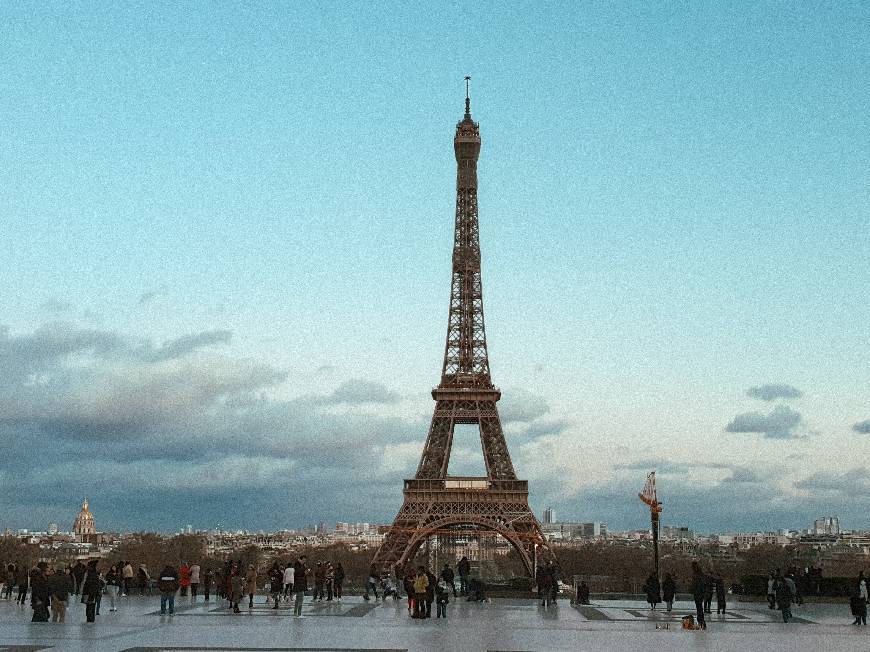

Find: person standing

[292,557,308,617]
[312,562,325,601]
[230,565,243,614]
[851,573,867,626]
[105,564,121,611]
[324,562,335,601]
[50,567,72,622]
[179,562,191,597]
[715,574,727,615]
[435,578,450,618]
[3,563,15,599]
[457,557,470,596]
[122,561,134,596]
[189,562,200,599]
[441,563,456,597]
[244,564,257,608]
[202,567,212,601]
[157,564,179,616]
[662,573,676,613]
[269,563,283,609]
[334,562,345,601]
[775,573,793,623]
[412,567,429,619]
[282,563,295,602]
[30,562,50,622]
[644,573,661,610]
[71,560,86,596]
[15,564,29,605]
[81,560,102,623]
[425,568,437,618]
[690,562,707,630]
[137,564,150,596]
[766,571,777,610]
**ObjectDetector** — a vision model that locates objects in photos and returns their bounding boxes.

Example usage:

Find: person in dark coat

[30,562,50,622]
[690,562,707,629]
[457,556,471,595]
[15,564,29,605]
[662,573,676,612]
[50,567,73,623]
[71,560,86,595]
[441,563,456,597]
[643,573,661,610]
[80,560,102,623]
[715,574,727,614]
[334,563,345,601]
[425,569,437,618]
[775,574,793,623]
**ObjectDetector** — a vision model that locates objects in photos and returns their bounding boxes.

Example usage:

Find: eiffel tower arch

[373,81,554,578]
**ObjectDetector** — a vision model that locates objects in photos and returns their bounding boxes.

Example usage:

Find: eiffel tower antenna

[373,81,552,578]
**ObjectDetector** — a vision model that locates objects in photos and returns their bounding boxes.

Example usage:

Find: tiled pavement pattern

[0,595,867,651]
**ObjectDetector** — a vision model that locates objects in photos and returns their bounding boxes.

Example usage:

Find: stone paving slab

[0,595,867,651]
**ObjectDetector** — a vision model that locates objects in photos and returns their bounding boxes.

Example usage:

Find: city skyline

[1,3,869,533]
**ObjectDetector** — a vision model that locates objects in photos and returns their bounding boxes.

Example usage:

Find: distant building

[574,522,607,538]
[661,526,694,541]
[73,500,96,542]
[813,516,840,536]
[543,507,556,524]
[47,523,59,535]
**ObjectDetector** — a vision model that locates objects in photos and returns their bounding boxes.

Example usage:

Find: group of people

[642,568,727,616]
[402,563,457,619]
[2,560,105,623]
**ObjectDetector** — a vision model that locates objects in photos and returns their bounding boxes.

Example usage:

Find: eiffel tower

[373,80,553,577]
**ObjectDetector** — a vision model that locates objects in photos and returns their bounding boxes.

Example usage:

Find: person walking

[851,577,868,626]
[690,562,707,630]
[3,563,15,599]
[189,563,200,598]
[457,556,471,596]
[703,572,714,614]
[363,563,379,601]
[334,562,345,601]
[81,560,102,623]
[105,564,121,611]
[662,573,676,612]
[312,562,325,601]
[292,557,308,617]
[50,567,72,622]
[643,572,661,610]
[425,568,437,618]
[157,564,179,616]
[244,564,257,608]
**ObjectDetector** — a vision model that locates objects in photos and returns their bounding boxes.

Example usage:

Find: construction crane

[638,471,663,580]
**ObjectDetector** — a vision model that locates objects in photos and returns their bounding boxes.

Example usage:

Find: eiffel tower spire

[373,81,551,577]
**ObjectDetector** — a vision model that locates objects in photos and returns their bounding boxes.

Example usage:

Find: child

[435,579,449,618]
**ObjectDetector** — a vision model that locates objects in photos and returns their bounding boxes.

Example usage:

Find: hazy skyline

[1,2,869,532]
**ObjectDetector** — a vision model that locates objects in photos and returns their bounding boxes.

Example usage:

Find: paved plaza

[0,595,867,652]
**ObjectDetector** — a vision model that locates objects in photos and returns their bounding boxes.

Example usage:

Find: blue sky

[1,2,868,533]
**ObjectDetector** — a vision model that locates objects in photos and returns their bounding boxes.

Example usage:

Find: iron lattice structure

[373,87,553,577]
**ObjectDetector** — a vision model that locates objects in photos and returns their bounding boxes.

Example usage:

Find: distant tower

[73,499,96,542]
[372,80,553,577]
[543,507,556,524]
